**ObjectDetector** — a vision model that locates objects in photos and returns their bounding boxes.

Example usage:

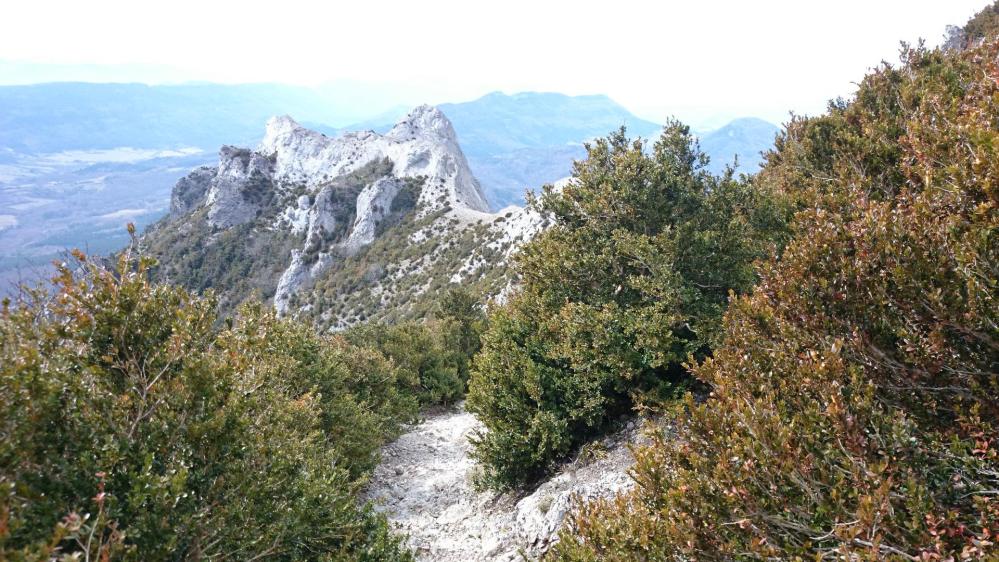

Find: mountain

[143,106,545,328]
[0,85,778,295]
[698,117,780,174]
[0,82,406,293]
[440,92,662,155]
[327,92,665,208]
[356,92,778,209]
[437,92,662,208]
[0,82,378,154]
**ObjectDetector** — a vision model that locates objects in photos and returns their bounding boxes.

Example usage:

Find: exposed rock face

[205,146,275,228]
[260,106,489,214]
[168,105,488,230]
[151,105,550,326]
[260,106,495,314]
[365,405,646,561]
[343,176,403,254]
[169,165,215,215]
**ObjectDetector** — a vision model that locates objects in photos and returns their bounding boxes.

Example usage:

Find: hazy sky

[0,0,989,127]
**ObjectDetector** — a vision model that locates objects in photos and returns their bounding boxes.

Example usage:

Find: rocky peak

[248,107,489,213]
[260,114,313,153]
[206,146,275,228]
[169,165,216,216]
[153,104,521,323]
[386,104,459,143]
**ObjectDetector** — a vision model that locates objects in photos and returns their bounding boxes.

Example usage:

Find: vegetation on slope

[344,287,485,405]
[466,122,787,490]
[143,158,402,319]
[946,1,999,49]
[550,32,999,562]
[296,206,513,331]
[0,246,434,560]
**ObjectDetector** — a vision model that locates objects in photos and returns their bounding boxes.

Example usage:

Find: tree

[467,123,786,489]
[945,1,999,50]
[551,38,998,562]
[0,249,413,561]
[346,320,464,406]
[436,286,486,384]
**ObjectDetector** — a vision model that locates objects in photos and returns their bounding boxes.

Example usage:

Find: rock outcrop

[169,165,215,215]
[149,105,550,327]
[205,146,275,228]
[343,176,404,254]
[259,106,489,213]
[168,105,489,228]
[364,405,647,561]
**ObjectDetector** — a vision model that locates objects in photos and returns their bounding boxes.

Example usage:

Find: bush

[550,39,998,562]
[0,249,414,560]
[467,123,786,490]
[945,1,999,50]
[435,286,486,383]
[346,321,463,406]
[344,287,485,406]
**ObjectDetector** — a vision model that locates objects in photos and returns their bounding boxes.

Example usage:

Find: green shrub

[467,123,786,490]
[436,286,486,383]
[0,249,414,561]
[345,289,484,406]
[346,321,463,405]
[551,39,998,562]
[946,1,999,49]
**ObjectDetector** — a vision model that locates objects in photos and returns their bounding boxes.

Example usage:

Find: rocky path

[364,404,643,561]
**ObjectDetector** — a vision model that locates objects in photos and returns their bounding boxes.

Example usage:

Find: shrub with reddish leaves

[552,32,998,562]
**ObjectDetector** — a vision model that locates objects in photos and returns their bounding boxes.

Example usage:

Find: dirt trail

[364,404,642,561]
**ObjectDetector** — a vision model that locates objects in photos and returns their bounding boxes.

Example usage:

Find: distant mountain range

[0,83,779,206]
[444,92,663,152]
[698,117,780,175]
[327,92,779,208]
[0,84,779,292]
[439,92,661,208]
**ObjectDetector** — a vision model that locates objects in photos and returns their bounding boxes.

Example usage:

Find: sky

[0,0,990,128]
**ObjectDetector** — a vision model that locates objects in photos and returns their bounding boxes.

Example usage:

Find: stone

[363,404,649,561]
[157,105,559,325]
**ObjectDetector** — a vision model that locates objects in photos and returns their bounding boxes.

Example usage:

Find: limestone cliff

[144,106,546,328]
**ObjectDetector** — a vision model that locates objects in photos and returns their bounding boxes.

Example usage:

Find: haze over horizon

[1,0,989,129]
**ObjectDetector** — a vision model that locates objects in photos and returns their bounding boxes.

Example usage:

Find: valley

[0,147,213,292]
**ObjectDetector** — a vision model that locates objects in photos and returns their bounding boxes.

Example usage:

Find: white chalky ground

[364,404,643,561]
